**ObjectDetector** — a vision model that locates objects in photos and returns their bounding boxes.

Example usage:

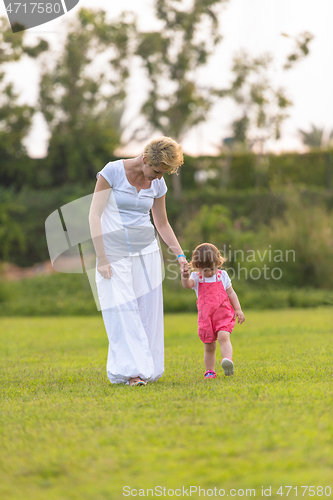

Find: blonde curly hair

[143,136,184,174]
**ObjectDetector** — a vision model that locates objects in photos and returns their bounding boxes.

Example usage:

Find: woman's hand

[181,261,191,279]
[178,256,187,275]
[97,258,112,279]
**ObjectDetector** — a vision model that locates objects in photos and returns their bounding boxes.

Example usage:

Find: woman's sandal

[129,379,146,386]
[204,370,217,379]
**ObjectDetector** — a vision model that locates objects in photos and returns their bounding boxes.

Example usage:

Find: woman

[89,137,187,386]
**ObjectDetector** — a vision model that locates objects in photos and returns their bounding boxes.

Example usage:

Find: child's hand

[181,262,191,279]
[234,309,245,324]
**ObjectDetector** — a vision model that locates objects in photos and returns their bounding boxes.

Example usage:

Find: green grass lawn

[1,309,333,500]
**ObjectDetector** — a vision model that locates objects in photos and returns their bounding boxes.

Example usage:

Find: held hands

[97,258,112,279]
[234,308,245,324]
[177,255,188,274]
[181,260,191,279]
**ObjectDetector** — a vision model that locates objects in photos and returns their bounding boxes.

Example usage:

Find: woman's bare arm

[89,175,112,278]
[151,195,187,271]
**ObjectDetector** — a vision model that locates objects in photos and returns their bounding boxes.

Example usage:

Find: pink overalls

[197,270,235,343]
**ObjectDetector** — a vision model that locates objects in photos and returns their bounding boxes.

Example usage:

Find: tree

[135,0,228,199]
[0,17,48,187]
[0,188,25,262]
[217,31,313,188]
[298,124,324,149]
[298,124,333,150]
[39,8,135,185]
[282,31,314,70]
[220,33,312,152]
[219,32,313,150]
[298,124,333,190]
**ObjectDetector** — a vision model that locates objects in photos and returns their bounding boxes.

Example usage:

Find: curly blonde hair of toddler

[190,243,226,271]
[143,136,184,174]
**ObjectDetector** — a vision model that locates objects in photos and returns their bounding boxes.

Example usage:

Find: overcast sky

[2,0,333,157]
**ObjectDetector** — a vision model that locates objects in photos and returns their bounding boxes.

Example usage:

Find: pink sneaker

[204,370,217,379]
[221,358,234,376]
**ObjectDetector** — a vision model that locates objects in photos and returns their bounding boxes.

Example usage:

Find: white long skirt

[96,250,164,384]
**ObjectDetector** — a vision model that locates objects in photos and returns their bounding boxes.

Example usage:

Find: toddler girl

[181,243,245,379]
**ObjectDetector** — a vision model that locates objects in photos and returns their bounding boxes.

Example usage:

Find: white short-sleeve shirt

[190,270,232,298]
[97,160,167,256]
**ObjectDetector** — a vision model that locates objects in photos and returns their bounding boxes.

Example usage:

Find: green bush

[269,150,333,189]
[165,149,333,193]
[0,271,332,316]
[163,281,333,312]
[242,192,333,289]
[179,189,333,290]
[1,168,333,269]
[0,184,95,266]
[0,273,97,316]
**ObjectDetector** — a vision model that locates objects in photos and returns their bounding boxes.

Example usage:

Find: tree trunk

[172,171,182,200]
[326,153,332,191]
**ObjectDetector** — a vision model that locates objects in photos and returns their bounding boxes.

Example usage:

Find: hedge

[163,149,333,193]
